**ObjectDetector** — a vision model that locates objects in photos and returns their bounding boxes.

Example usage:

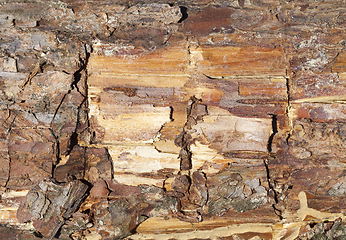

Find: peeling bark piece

[90,180,109,198]
[238,79,287,98]
[139,185,179,218]
[332,50,346,72]
[17,179,89,239]
[189,171,208,207]
[92,198,142,239]
[85,147,113,183]
[182,6,235,36]
[172,175,190,194]
[107,180,141,197]
[214,77,287,120]
[205,170,269,216]
[113,28,168,48]
[33,216,63,240]
[179,148,192,170]
[92,184,179,239]
[176,97,207,171]
[8,128,57,189]
[89,115,106,143]
[54,146,86,182]
[188,99,207,124]
[123,4,182,25]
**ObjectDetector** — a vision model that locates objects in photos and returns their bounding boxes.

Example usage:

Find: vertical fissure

[175,96,207,171]
[267,114,278,153]
[263,157,282,219]
[171,96,207,222]
[4,114,16,188]
[49,127,60,181]
[264,113,283,219]
[67,44,91,155]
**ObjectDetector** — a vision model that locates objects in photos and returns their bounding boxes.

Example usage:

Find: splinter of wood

[20,61,42,89]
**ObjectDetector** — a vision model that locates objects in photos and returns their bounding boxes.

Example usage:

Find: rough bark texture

[1,0,346,239]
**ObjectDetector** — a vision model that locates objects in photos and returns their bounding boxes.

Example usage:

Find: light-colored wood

[1,0,346,239]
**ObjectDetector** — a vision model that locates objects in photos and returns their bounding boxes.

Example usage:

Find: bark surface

[0,0,346,239]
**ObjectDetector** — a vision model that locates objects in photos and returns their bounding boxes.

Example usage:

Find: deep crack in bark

[262,75,292,221]
[263,157,283,220]
[171,96,208,222]
[267,114,278,153]
[4,113,16,188]
[67,44,90,155]
[49,127,60,181]
[175,96,207,171]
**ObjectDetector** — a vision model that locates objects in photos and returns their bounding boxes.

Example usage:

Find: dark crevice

[238,0,245,8]
[54,227,63,239]
[203,74,224,80]
[267,114,278,153]
[265,114,281,219]
[6,111,15,134]
[4,115,16,188]
[82,147,87,180]
[285,75,291,146]
[169,106,174,122]
[178,6,188,23]
[67,44,91,155]
[263,159,277,204]
[29,110,39,123]
[74,93,87,128]
[286,133,291,145]
[275,13,280,22]
[263,73,291,221]
[105,148,114,180]
[285,75,290,104]
[33,231,44,238]
[263,158,283,220]
[66,132,78,156]
[49,128,61,180]
[72,70,85,98]
[71,44,91,98]
[51,93,67,125]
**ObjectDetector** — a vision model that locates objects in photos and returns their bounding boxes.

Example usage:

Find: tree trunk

[1,0,346,239]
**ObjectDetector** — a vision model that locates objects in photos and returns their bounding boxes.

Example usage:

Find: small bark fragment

[17,179,89,239]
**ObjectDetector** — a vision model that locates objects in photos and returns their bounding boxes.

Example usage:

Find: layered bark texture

[0,0,346,239]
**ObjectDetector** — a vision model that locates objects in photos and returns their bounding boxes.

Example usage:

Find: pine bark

[0,0,346,239]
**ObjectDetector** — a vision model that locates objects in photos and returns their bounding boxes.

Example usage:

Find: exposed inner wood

[0,0,346,239]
